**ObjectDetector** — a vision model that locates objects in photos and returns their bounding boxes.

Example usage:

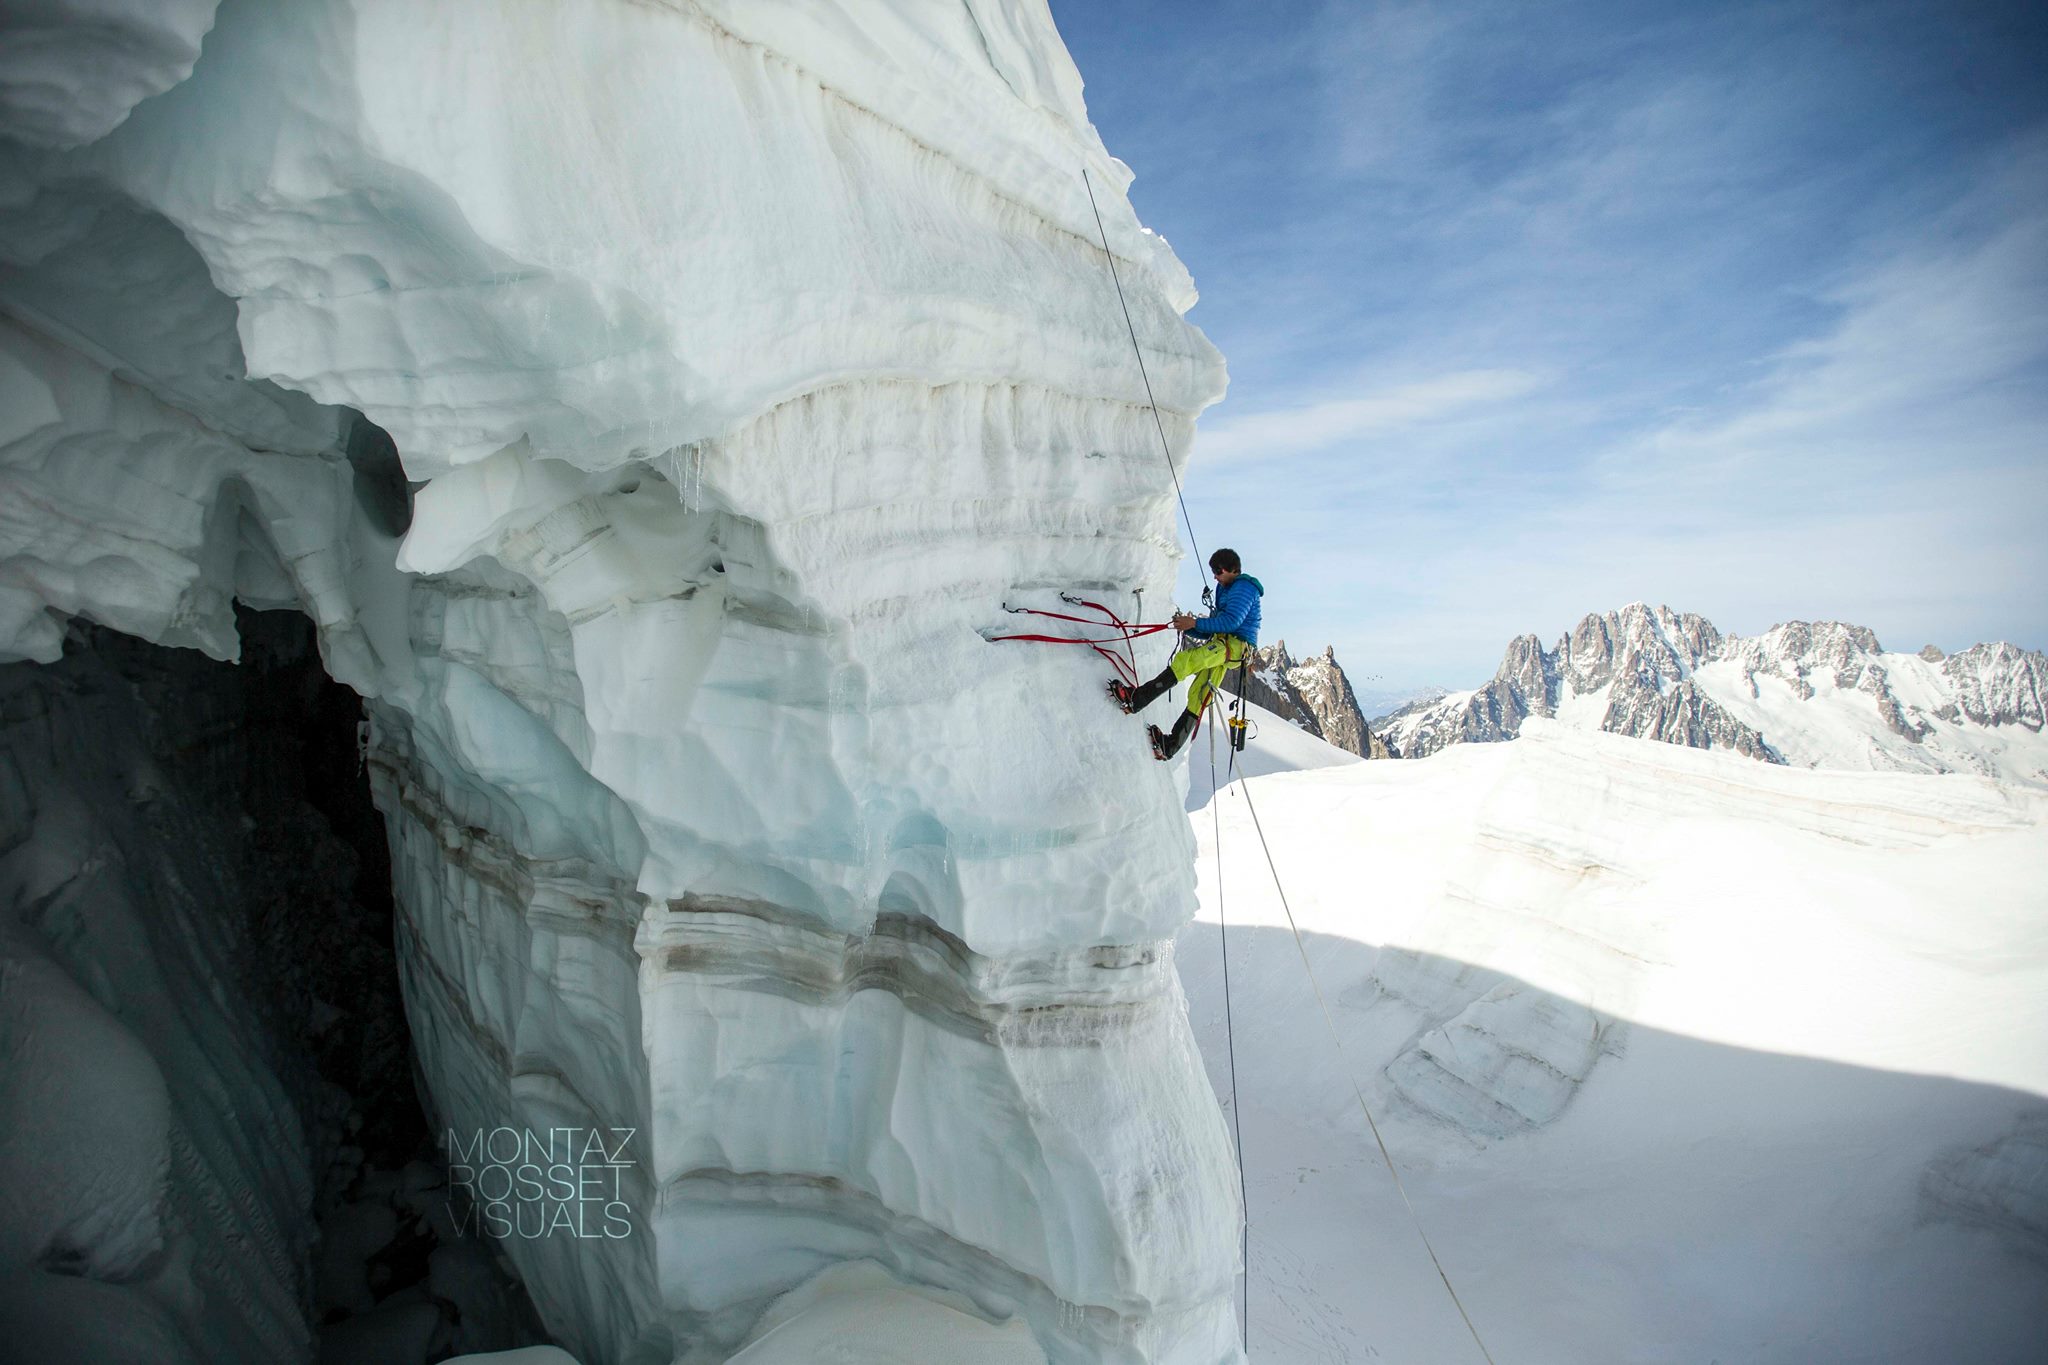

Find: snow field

[1179,721,2048,1362]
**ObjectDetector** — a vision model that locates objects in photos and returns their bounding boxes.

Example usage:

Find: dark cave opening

[345,411,416,539]
[8,609,550,1362]
[224,604,416,1169]
[215,606,553,1360]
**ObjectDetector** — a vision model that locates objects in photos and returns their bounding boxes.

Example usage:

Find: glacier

[0,3,1247,1363]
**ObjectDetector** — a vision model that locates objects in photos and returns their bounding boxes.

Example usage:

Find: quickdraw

[985,593,1175,687]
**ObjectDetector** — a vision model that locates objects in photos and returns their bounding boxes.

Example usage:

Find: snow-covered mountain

[1224,641,1391,759]
[1376,603,2048,785]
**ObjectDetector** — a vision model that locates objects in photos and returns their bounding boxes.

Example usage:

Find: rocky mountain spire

[1224,640,1392,759]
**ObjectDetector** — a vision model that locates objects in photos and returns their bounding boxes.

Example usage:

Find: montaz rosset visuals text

[445,1127,637,1239]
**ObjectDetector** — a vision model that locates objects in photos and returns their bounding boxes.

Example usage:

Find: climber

[1109,547,1264,760]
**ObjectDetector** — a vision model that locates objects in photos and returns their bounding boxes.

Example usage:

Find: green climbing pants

[1170,634,1249,717]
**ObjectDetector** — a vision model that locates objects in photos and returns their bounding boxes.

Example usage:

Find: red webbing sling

[985,594,1174,687]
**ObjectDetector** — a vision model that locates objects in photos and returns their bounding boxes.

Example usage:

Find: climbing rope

[1081,167,1204,581]
[1076,167,1497,1362]
[1205,701,1252,1354]
[1223,764,1499,1365]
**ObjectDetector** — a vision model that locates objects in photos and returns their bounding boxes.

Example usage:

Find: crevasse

[0,2,1242,1362]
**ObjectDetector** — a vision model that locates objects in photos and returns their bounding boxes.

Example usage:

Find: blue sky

[1049,0,2048,697]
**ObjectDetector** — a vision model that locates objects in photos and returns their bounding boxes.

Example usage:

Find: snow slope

[1182,697,1358,811]
[1179,720,2048,1362]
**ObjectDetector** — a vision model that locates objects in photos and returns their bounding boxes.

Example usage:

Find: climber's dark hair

[1209,547,1241,574]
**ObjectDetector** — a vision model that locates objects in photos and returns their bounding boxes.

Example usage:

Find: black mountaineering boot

[1148,708,1199,760]
[1111,666,1177,715]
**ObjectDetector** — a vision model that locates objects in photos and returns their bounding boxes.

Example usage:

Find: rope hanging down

[1085,172,1246,1343]
[1081,168,1203,576]
[1219,732,1500,1365]
[1067,166,1497,1362]
[1204,697,1253,1354]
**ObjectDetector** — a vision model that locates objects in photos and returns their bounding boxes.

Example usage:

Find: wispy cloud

[1193,368,1543,464]
[1188,130,2048,685]
[1054,0,2048,684]
[1616,134,2048,501]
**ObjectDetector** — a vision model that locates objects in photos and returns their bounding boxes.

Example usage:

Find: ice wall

[0,2,1240,1362]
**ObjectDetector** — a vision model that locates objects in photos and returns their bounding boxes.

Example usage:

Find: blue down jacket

[1190,574,1262,647]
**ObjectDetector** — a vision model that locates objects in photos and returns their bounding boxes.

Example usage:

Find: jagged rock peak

[1944,642,2047,732]
[1380,603,1762,764]
[1496,633,1552,709]
[1229,639,1388,759]
[1550,603,1721,695]
[1727,619,1884,675]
